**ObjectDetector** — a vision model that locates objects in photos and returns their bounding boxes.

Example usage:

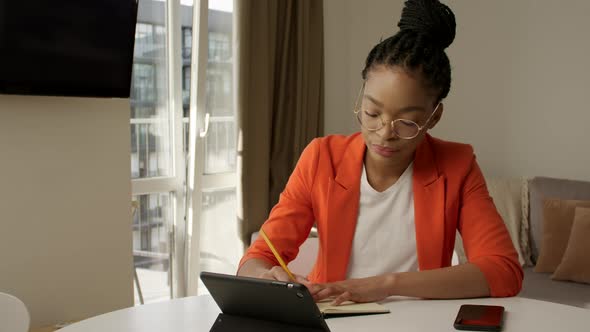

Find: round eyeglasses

[353,83,441,140]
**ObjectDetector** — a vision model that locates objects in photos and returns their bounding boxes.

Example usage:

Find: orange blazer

[240,133,523,297]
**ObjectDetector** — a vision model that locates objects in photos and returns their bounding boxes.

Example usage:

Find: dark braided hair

[362,0,456,102]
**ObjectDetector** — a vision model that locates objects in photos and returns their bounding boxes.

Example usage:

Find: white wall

[323,0,590,182]
[0,95,133,328]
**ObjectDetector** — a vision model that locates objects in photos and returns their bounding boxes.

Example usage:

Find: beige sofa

[455,176,590,309]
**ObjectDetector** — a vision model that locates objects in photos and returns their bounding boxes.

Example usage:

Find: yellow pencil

[259,228,297,282]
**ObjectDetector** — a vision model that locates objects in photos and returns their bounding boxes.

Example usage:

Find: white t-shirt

[346,163,418,279]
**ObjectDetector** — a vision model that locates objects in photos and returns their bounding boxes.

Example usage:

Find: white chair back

[250,231,319,277]
[0,292,30,332]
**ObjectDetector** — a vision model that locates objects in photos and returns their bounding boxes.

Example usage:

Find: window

[182,27,192,59]
[130,0,178,305]
[204,116,236,174]
[131,64,156,104]
[134,23,154,58]
[182,66,191,108]
[130,0,238,302]
[208,32,230,62]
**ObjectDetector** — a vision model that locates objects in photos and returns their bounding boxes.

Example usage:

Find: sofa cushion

[534,199,590,273]
[552,207,590,284]
[484,177,528,266]
[519,267,590,309]
[528,177,590,263]
[455,177,528,266]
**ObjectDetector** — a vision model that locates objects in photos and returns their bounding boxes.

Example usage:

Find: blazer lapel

[325,135,364,281]
[413,135,447,270]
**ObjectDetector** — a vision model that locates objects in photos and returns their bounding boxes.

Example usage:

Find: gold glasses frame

[353,82,441,140]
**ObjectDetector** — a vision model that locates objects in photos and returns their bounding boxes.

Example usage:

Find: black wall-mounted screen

[0,0,138,98]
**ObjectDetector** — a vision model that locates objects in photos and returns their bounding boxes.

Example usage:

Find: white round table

[60,296,590,332]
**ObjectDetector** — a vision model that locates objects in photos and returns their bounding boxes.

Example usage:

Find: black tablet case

[200,272,331,332]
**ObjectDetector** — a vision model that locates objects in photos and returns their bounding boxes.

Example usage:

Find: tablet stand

[209,313,330,332]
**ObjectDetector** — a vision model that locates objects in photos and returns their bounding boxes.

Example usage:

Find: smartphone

[453,304,505,331]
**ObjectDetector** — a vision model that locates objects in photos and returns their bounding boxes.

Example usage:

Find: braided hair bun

[361,0,457,101]
[398,0,456,50]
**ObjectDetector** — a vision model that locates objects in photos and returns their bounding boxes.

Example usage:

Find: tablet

[200,271,330,332]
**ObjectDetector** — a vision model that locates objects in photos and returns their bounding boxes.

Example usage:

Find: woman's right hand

[259,266,310,285]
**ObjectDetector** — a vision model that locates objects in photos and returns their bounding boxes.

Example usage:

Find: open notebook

[317,300,390,317]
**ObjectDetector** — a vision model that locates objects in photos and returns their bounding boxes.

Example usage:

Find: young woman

[237,0,523,305]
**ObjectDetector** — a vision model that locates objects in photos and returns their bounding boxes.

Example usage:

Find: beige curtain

[236,0,324,248]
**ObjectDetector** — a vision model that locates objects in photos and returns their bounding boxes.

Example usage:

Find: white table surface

[60,295,590,332]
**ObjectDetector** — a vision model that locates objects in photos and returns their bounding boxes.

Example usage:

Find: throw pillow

[534,199,590,273]
[552,207,590,284]
[528,177,590,263]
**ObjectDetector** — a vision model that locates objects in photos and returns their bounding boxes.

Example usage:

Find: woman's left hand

[307,274,395,305]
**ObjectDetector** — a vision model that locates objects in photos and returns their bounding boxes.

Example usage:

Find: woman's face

[359,65,443,165]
